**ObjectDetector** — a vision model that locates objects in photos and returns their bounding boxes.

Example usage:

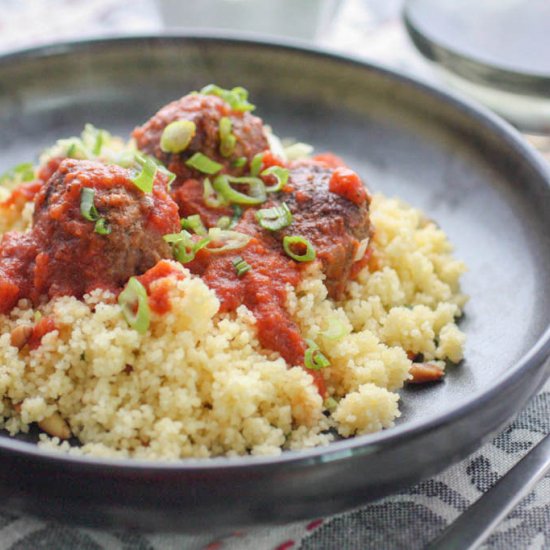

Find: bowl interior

[0,36,549,441]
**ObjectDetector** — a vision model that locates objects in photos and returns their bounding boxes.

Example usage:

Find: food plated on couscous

[0,85,467,459]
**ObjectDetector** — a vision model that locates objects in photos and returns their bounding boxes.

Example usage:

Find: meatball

[28,159,180,300]
[132,93,269,182]
[237,161,371,300]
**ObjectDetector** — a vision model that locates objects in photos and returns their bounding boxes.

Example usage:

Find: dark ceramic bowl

[0,35,549,532]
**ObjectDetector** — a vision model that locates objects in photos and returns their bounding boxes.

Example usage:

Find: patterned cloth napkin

[0,380,547,549]
[0,1,548,548]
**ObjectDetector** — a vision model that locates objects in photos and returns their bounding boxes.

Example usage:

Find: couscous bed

[0,86,467,459]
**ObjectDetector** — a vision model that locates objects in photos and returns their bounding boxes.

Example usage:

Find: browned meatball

[30,159,180,299]
[236,161,371,300]
[132,93,269,182]
[281,162,371,298]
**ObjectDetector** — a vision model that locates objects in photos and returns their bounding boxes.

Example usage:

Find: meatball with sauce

[0,159,180,312]
[282,161,372,299]
[133,92,269,181]
[237,160,372,300]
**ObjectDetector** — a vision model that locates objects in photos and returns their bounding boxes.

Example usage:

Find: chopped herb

[131,154,157,193]
[200,84,255,112]
[212,174,266,205]
[261,166,289,192]
[250,153,263,176]
[160,120,196,154]
[164,230,210,263]
[181,214,207,236]
[80,188,100,221]
[94,217,111,235]
[118,277,150,334]
[255,202,293,231]
[232,256,252,277]
[185,152,223,175]
[304,339,330,370]
[283,235,316,262]
[0,162,35,186]
[219,117,237,157]
[232,156,247,168]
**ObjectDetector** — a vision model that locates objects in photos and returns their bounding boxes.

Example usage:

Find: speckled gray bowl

[0,35,548,532]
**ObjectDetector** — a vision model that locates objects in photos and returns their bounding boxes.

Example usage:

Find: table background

[0,0,548,548]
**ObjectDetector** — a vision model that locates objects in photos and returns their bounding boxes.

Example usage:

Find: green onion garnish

[230,204,242,227]
[255,202,293,231]
[232,156,247,168]
[118,277,150,334]
[164,230,210,263]
[323,397,338,412]
[216,216,231,229]
[320,318,348,340]
[181,214,207,236]
[213,174,267,205]
[185,152,223,175]
[304,339,330,371]
[217,204,242,229]
[200,84,255,112]
[203,177,228,208]
[250,153,263,176]
[232,256,252,277]
[94,218,111,235]
[205,228,251,253]
[160,120,196,154]
[132,154,157,193]
[219,117,237,158]
[283,236,316,262]
[0,162,35,185]
[261,166,289,192]
[80,188,111,235]
[80,188,100,221]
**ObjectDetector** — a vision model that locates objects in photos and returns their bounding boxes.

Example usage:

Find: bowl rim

[0,32,549,472]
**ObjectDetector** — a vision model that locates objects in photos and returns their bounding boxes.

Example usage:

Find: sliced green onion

[80,188,100,221]
[181,214,207,236]
[200,84,255,112]
[283,236,316,262]
[232,256,252,277]
[118,277,150,334]
[205,228,251,253]
[94,218,111,235]
[203,177,228,208]
[230,204,242,228]
[0,162,35,185]
[250,153,263,176]
[232,156,247,168]
[160,120,196,154]
[216,216,231,229]
[216,204,241,229]
[321,318,348,340]
[283,142,314,161]
[219,117,237,158]
[304,339,330,371]
[132,154,157,193]
[82,124,110,156]
[261,166,289,192]
[255,202,293,231]
[323,396,338,412]
[66,140,88,160]
[185,152,223,175]
[213,174,266,205]
[164,230,210,263]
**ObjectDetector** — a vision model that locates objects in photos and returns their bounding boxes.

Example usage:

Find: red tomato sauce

[186,231,326,394]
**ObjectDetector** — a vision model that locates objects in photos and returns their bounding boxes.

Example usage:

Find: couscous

[0,86,467,459]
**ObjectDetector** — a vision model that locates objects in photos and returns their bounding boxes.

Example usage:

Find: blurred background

[1,0,549,150]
